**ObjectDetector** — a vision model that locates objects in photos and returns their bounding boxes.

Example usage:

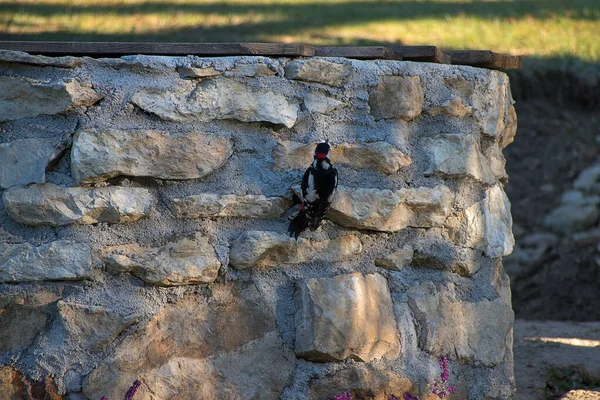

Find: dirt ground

[504,99,600,321]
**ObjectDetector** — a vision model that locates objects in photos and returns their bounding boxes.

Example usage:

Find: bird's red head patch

[315,152,327,160]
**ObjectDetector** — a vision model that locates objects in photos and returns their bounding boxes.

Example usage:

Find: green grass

[0,0,599,61]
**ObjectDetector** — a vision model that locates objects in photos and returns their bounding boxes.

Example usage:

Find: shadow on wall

[0,0,598,42]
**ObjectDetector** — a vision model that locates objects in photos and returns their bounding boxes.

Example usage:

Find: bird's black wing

[300,166,312,203]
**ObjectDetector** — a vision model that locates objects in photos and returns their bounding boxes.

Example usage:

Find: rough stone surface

[229,231,362,269]
[0,138,66,189]
[0,76,102,121]
[374,246,414,271]
[132,77,299,127]
[57,301,138,353]
[71,128,233,183]
[561,391,600,400]
[83,283,295,400]
[0,366,63,400]
[407,282,514,366]
[369,75,424,121]
[446,185,514,257]
[310,185,454,232]
[285,59,350,87]
[310,365,415,400]
[412,242,480,276]
[169,194,291,219]
[295,272,400,363]
[225,62,276,77]
[428,96,473,118]
[574,164,600,193]
[424,134,496,185]
[273,140,411,174]
[3,184,154,226]
[0,240,92,282]
[176,66,223,78]
[303,92,344,114]
[0,49,83,68]
[103,236,221,286]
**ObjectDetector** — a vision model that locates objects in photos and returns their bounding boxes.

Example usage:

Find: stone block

[83,283,295,400]
[103,236,221,286]
[132,78,299,127]
[0,76,101,121]
[0,240,92,282]
[285,59,350,87]
[169,194,291,219]
[369,76,424,121]
[407,282,514,366]
[273,140,411,174]
[0,138,66,189]
[229,231,362,269]
[375,246,414,271]
[71,128,233,183]
[3,184,154,226]
[295,272,400,362]
[300,185,453,232]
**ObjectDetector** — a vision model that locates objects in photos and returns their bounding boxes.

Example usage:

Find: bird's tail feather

[287,210,309,239]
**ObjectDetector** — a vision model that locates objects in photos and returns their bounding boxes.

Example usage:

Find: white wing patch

[305,172,319,202]
[328,173,338,202]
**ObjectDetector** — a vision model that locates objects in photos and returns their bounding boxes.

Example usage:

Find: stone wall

[0,50,517,400]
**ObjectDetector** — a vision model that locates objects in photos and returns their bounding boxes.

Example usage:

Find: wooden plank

[391,46,451,64]
[448,50,522,70]
[0,41,315,58]
[315,46,402,60]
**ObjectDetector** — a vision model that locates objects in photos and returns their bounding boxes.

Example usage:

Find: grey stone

[131,77,299,127]
[0,50,83,68]
[225,62,276,77]
[176,66,223,78]
[407,282,514,366]
[0,138,66,189]
[273,140,411,174]
[0,240,92,282]
[424,134,496,185]
[412,242,480,276]
[229,231,362,269]
[446,185,515,257]
[303,92,344,114]
[168,194,291,219]
[3,184,154,227]
[374,246,414,271]
[285,59,350,87]
[305,184,454,232]
[295,272,400,362]
[428,96,473,118]
[57,301,138,353]
[71,128,233,183]
[544,191,600,234]
[369,76,424,121]
[0,76,102,121]
[83,283,295,400]
[103,236,221,286]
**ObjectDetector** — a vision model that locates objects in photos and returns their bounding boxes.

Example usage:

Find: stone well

[0,50,516,399]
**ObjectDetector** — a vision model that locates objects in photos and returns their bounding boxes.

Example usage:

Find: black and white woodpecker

[287,140,338,239]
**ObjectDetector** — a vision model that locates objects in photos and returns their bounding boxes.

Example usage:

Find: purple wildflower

[333,392,352,400]
[124,380,141,400]
[101,397,109,400]
[403,393,420,400]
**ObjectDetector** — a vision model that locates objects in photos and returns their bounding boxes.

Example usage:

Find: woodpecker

[287,140,338,239]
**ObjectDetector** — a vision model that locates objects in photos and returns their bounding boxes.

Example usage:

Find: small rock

[0,138,66,189]
[168,193,291,219]
[369,75,424,121]
[71,128,233,183]
[0,366,63,400]
[295,272,400,362]
[229,231,362,269]
[176,66,223,78]
[428,96,473,118]
[574,164,600,193]
[412,243,479,276]
[560,390,600,400]
[103,236,221,286]
[0,77,102,121]
[0,240,92,282]
[273,140,411,174]
[375,246,414,271]
[226,62,276,77]
[285,59,350,87]
[3,184,154,226]
[544,204,599,234]
[0,49,83,68]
